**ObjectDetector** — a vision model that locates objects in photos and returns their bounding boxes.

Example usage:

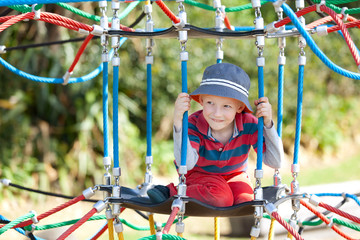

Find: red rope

[224,15,233,31]
[328,19,360,33]
[274,5,316,28]
[155,0,180,24]
[40,12,92,31]
[68,34,94,73]
[319,201,360,224]
[320,5,360,66]
[0,12,34,33]
[162,207,179,234]
[271,212,304,240]
[120,24,135,32]
[14,195,85,229]
[89,223,108,240]
[0,15,15,23]
[57,207,97,240]
[300,200,356,240]
[40,17,79,31]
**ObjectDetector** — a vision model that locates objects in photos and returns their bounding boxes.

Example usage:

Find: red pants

[168,171,254,207]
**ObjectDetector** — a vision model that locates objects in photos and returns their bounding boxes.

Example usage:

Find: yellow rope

[268,218,275,240]
[214,217,220,240]
[250,236,257,240]
[287,232,293,239]
[148,213,156,235]
[177,232,183,238]
[117,232,125,240]
[107,219,115,240]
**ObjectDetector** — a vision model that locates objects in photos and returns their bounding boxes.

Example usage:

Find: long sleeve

[173,126,199,170]
[262,122,284,169]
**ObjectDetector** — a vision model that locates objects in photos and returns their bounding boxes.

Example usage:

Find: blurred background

[0,1,360,239]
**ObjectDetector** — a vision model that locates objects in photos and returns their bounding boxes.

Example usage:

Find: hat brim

[190,85,253,113]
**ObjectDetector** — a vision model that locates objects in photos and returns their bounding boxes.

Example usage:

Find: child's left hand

[254,97,273,128]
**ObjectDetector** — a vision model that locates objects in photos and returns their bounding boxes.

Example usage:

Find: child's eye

[224,105,232,108]
[207,101,213,105]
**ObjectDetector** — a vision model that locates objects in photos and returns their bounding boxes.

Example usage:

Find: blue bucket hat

[190,63,253,113]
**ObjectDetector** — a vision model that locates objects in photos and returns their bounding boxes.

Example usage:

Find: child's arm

[173,93,198,170]
[254,97,284,169]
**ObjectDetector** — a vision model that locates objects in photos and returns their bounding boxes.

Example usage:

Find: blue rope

[113,64,119,169]
[0,56,102,84]
[216,59,222,64]
[180,60,188,167]
[102,61,109,157]
[256,65,264,171]
[277,64,284,138]
[146,63,152,156]
[293,64,304,165]
[0,215,44,240]
[280,3,360,80]
[314,193,360,207]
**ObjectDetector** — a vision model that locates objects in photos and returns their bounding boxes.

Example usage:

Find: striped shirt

[174,110,283,176]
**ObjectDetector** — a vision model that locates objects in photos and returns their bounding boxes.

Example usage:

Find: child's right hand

[174,93,191,130]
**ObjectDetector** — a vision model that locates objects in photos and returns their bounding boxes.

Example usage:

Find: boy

[148,63,283,207]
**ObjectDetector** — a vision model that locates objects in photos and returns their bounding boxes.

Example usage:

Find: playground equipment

[1,0,360,239]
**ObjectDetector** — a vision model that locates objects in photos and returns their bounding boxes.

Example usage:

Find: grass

[262,153,360,187]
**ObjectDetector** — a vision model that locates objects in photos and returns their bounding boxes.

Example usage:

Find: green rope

[311,0,360,14]
[56,1,140,22]
[23,215,106,231]
[21,214,188,232]
[184,0,268,13]
[264,214,360,232]
[0,212,35,235]
[138,234,186,240]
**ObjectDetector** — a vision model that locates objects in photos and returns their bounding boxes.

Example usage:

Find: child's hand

[174,93,191,130]
[254,97,273,128]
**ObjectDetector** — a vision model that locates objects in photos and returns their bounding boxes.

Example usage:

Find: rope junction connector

[82,187,96,199]
[114,219,124,233]
[62,70,72,85]
[0,45,6,54]
[32,4,41,20]
[91,25,104,36]
[265,203,277,216]
[309,194,321,206]
[316,0,326,13]
[30,210,39,224]
[0,178,11,186]
[316,25,328,36]
[341,7,349,22]
[272,0,286,12]
[94,200,107,213]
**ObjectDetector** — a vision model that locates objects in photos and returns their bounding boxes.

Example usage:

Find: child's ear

[199,96,204,106]
[237,104,245,113]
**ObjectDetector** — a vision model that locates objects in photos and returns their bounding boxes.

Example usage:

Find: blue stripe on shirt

[199,144,251,161]
[197,160,248,173]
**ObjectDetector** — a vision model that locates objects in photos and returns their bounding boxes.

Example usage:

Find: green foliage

[1,1,360,199]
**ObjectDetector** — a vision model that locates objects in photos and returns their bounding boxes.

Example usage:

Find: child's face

[199,95,244,133]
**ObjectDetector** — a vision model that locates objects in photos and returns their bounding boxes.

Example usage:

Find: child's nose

[213,107,222,116]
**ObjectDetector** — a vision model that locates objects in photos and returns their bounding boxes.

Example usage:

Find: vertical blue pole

[113,65,119,168]
[180,60,188,167]
[146,63,152,157]
[103,61,109,157]
[256,66,264,171]
[277,64,284,138]
[293,65,304,165]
